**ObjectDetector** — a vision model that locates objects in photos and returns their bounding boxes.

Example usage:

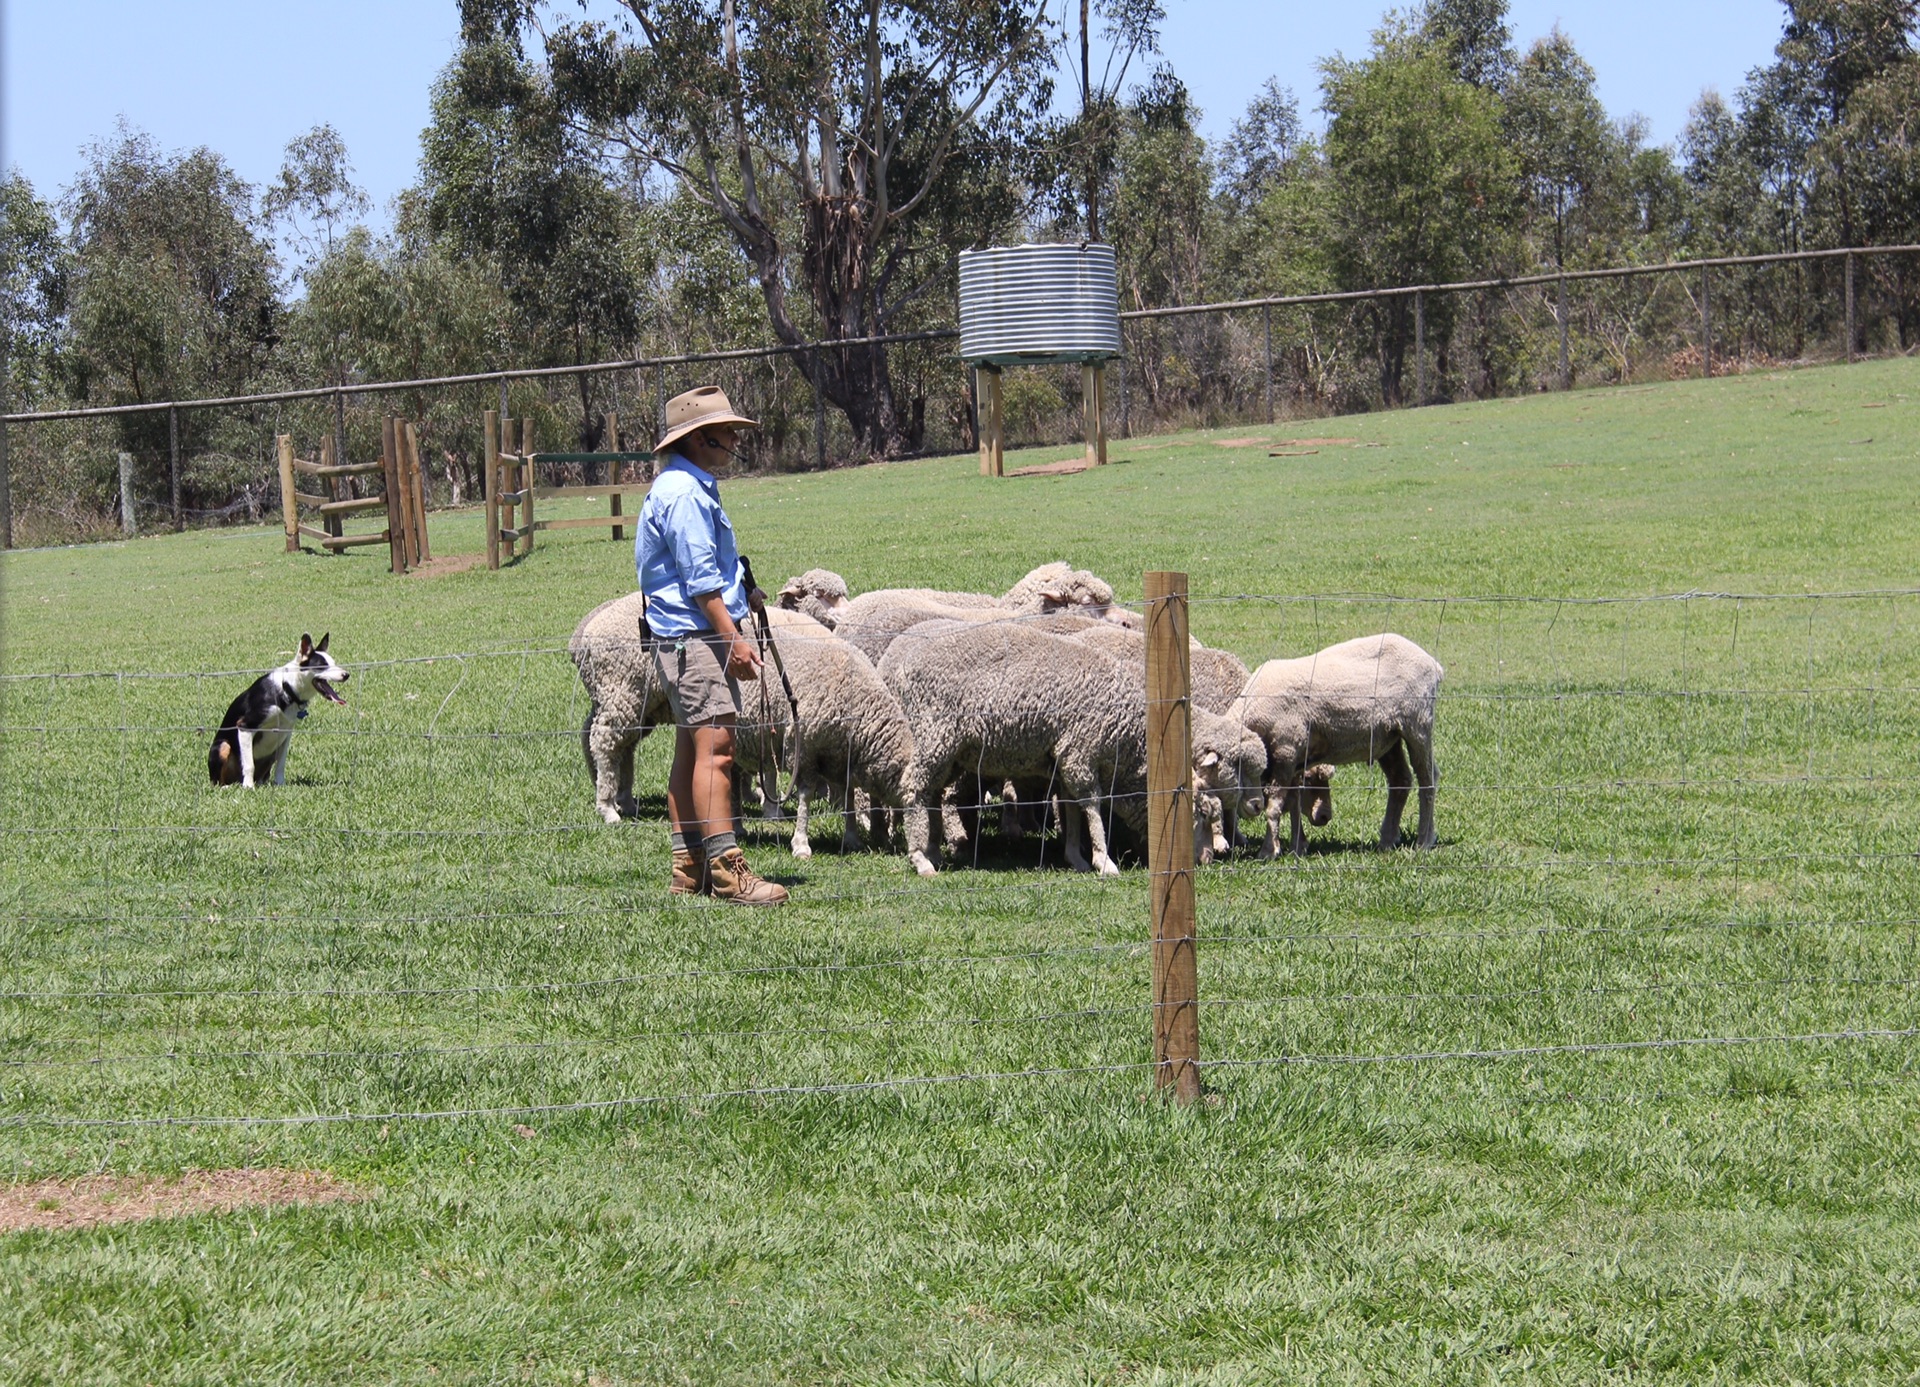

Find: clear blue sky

[5,0,1787,231]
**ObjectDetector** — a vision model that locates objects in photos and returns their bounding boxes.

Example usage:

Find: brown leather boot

[706,847,789,906]
[670,848,707,896]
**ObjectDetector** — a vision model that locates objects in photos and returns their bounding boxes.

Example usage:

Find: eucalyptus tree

[496,0,1053,458]
[1505,28,1615,270]
[0,172,69,408]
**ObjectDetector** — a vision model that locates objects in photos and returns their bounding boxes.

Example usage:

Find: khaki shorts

[655,631,742,727]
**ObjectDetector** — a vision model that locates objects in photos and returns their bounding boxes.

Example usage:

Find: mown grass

[1,358,1918,1383]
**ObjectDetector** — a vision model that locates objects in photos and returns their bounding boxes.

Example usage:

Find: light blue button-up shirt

[635,453,749,639]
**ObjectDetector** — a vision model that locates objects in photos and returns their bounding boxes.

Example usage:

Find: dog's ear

[299,633,314,659]
[316,633,330,652]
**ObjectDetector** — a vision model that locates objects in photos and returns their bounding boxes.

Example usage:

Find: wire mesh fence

[2,587,1915,1128]
[4,246,1916,549]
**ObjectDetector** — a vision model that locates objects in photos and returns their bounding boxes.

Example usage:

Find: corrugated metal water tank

[958,243,1122,366]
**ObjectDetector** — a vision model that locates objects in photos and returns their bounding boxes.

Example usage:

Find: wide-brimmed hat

[655,385,759,454]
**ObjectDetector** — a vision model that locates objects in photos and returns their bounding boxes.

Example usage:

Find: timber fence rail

[5,244,1919,547]
[3,586,1919,1127]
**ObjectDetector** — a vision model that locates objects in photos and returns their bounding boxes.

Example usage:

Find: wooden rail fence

[485,409,654,569]
[276,417,430,573]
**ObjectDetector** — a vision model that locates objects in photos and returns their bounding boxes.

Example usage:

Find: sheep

[877,619,1266,876]
[878,620,1148,876]
[731,606,915,858]
[831,563,1125,663]
[774,569,852,628]
[1229,633,1443,857]
[569,592,671,824]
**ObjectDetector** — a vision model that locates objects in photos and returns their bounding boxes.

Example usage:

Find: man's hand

[748,586,768,615]
[725,631,763,681]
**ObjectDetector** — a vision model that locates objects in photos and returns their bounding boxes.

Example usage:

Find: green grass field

[3,359,1919,1384]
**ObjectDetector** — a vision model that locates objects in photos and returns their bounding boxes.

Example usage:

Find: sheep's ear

[1036,584,1068,608]
[1197,750,1220,770]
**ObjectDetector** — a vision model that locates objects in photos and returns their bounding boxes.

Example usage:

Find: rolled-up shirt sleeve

[663,490,726,599]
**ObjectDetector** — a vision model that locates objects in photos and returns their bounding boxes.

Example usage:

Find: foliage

[0,171,69,408]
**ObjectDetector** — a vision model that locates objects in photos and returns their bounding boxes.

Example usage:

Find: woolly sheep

[831,563,1125,663]
[732,606,915,858]
[775,569,853,628]
[877,620,1265,876]
[1230,633,1443,856]
[569,592,671,824]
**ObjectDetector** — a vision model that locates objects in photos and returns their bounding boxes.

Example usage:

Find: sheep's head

[777,569,851,628]
[1034,569,1115,616]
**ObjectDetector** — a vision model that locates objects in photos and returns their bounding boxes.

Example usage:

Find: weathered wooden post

[1557,273,1570,390]
[276,436,297,552]
[518,418,536,557]
[1414,290,1426,405]
[1145,569,1201,1104]
[0,414,11,550]
[484,408,501,571]
[1082,362,1107,466]
[606,410,626,541]
[381,415,405,574]
[320,433,344,542]
[168,405,182,532]
[977,367,1004,477]
[1701,265,1712,379]
[119,451,137,536]
[1263,303,1274,424]
[1845,252,1856,363]
[406,422,431,563]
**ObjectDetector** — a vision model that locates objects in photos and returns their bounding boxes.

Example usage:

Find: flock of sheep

[569,563,1443,874]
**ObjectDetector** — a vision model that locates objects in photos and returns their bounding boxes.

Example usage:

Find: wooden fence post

[1145,569,1201,1104]
[1414,291,1426,405]
[381,415,405,574]
[119,451,137,536]
[485,409,501,571]
[1082,362,1107,466]
[1263,303,1274,424]
[606,410,625,541]
[406,422,431,563]
[518,418,536,557]
[168,405,182,532]
[1557,273,1570,390]
[1845,252,1856,363]
[276,435,297,552]
[1701,266,1712,379]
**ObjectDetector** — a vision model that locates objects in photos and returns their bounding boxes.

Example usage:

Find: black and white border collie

[207,633,349,787]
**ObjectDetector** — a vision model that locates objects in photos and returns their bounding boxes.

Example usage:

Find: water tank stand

[976,367,1005,477]
[1081,363,1108,467]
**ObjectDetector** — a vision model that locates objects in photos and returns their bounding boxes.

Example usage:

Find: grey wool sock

[701,831,738,858]
[671,831,692,854]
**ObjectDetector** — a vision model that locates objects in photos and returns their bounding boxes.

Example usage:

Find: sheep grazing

[775,569,852,628]
[832,562,1126,664]
[568,592,671,824]
[1230,633,1443,856]
[731,607,915,858]
[878,620,1149,877]
[1065,623,1251,716]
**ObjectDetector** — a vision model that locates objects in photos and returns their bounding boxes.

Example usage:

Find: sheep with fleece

[1229,633,1442,856]
[829,562,1127,663]
[730,606,915,858]
[569,592,672,824]
[877,620,1266,875]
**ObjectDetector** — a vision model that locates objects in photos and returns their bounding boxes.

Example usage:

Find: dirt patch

[1273,436,1359,447]
[1211,437,1270,448]
[407,553,488,579]
[1009,458,1092,477]
[0,1168,365,1233]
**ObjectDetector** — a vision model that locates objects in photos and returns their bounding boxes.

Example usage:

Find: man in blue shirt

[636,386,789,906]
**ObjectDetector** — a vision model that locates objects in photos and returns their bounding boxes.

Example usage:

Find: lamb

[730,606,915,858]
[569,592,671,824]
[831,563,1126,663]
[1229,633,1443,857]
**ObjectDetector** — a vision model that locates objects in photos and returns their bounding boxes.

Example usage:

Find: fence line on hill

[4,243,1917,548]
[2,587,1919,1128]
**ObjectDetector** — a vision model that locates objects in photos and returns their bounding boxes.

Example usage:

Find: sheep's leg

[843,786,868,852]
[1259,779,1285,859]
[789,777,815,858]
[1058,801,1092,872]
[1059,758,1120,876]
[587,709,633,824]
[1407,731,1439,850]
[902,763,948,877]
[1079,797,1120,876]
[939,782,969,848]
[998,779,1026,840]
[1378,738,1413,848]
